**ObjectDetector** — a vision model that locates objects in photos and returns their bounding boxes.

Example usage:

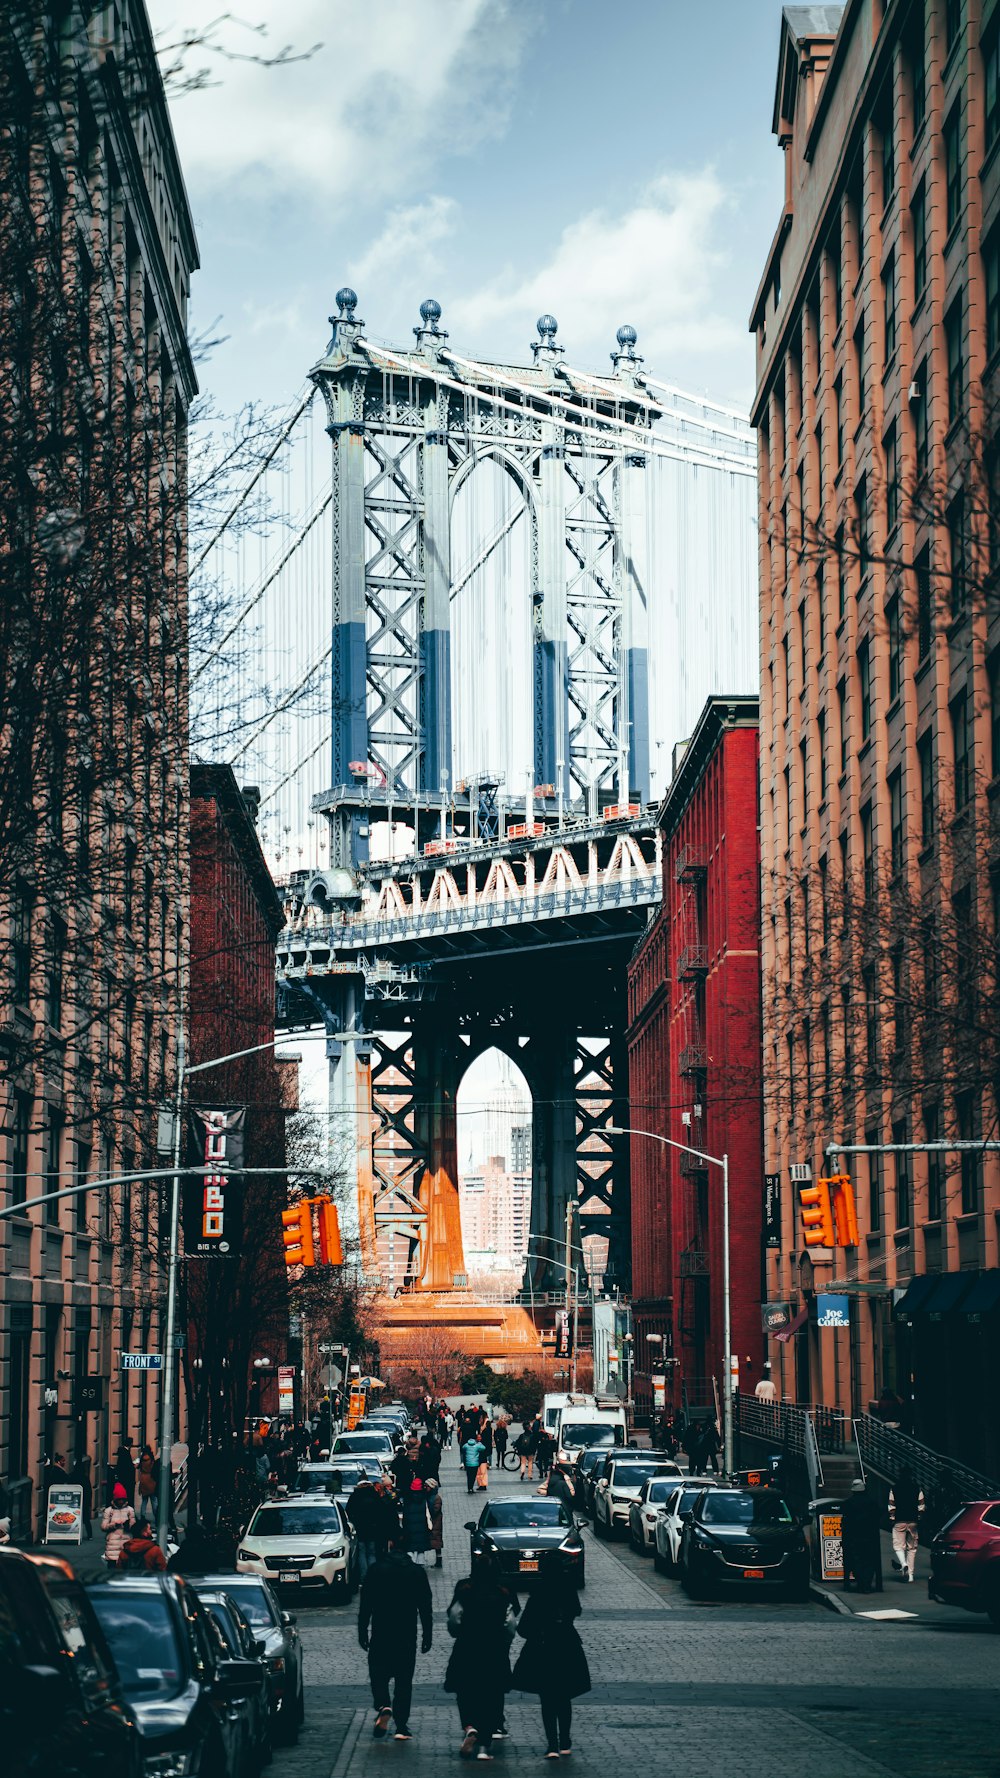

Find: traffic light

[316,1196,343,1265]
[828,1174,860,1246]
[282,1199,315,1267]
[799,1179,835,1247]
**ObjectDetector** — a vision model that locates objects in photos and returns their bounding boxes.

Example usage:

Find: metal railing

[854,1414,1000,1502]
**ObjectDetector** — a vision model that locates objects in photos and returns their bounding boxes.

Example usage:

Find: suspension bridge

[194,290,755,1358]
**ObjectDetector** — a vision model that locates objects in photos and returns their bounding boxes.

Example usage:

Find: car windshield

[335,1434,389,1451]
[249,1504,343,1537]
[561,1423,615,1447]
[700,1492,793,1526]
[296,1467,354,1493]
[89,1592,184,1700]
[612,1464,664,1487]
[482,1501,571,1530]
[644,1481,674,1504]
[577,1450,604,1473]
[219,1581,279,1629]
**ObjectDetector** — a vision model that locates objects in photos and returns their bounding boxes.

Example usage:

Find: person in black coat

[512,1551,590,1757]
[841,1480,883,1592]
[445,1556,519,1759]
[358,1544,433,1741]
[416,1434,441,1481]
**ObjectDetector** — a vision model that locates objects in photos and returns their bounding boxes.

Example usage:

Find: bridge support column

[605,1024,632,1290]
[412,1014,467,1290]
[527,1026,577,1292]
[534,425,570,800]
[420,402,452,797]
[329,413,370,865]
[619,452,650,803]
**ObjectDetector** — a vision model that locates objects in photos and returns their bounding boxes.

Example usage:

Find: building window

[835,525,846,619]
[12,881,32,1007]
[924,1105,942,1219]
[818,710,828,801]
[817,562,826,655]
[949,491,967,616]
[46,916,66,1031]
[944,103,962,233]
[887,594,902,700]
[890,769,904,875]
[913,362,928,474]
[855,475,869,569]
[923,910,939,1012]
[10,1093,31,1208]
[952,687,972,807]
[945,0,963,57]
[912,26,927,136]
[987,24,1000,153]
[855,320,867,420]
[885,423,898,531]
[861,801,875,902]
[891,947,906,1052]
[912,182,927,300]
[837,679,847,774]
[820,855,830,943]
[918,731,935,842]
[858,636,872,741]
[881,91,895,206]
[842,984,853,1078]
[44,1106,63,1226]
[867,1125,882,1232]
[834,375,844,466]
[75,1138,91,1233]
[883,253,896,361]
[956,1089,979,1214]
[990,653,1000,778]
[916,543,932,656]
[893,1119,910,1229]
[945,298,964,425]
[985,225,1000,359]
[829,229,842,329]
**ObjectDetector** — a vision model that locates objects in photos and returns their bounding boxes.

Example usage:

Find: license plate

[279,1571,300,1583]
[743,1568,765,1579]
[519,1559,539,1572]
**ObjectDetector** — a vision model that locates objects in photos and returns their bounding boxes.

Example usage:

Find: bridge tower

[282,295,661,1297]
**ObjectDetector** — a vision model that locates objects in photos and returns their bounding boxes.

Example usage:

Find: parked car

[929,1500,1000,1625]
[653,1479,726,1574]
[572,1446,608,1515]
[294,1459,381,1498]
[627,1476,681,1553]
[198,1588,274,1769]
[0,1549,142,1778]
[237,1495,358,1601]
[332,1429,396,1462]
[593,1459,680,1539]
[679,1486,809,1600]
[89,1572,260,1778]
[467,1497,585,1587]
[583,1447,655,1519]
[194,1571,303,1742]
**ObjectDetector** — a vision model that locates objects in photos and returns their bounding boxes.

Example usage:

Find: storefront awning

[774,1305,809,1343]
[923,1273,975,1317]
[892,1275,938,1320]
[961,1270,1000,1318]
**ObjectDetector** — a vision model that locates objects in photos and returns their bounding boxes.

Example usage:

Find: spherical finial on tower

[537,313,558,342]
[419,297,442,327]
[336,287,358,317]
[616,323,638,350]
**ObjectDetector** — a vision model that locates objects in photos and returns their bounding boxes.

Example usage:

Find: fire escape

[673,844,710,1365]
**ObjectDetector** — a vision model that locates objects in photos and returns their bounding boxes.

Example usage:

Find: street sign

[652,1373,666,1410]
[278,1364,296,1414]
[120,1352,163,1371]
[45,1483,84,1545]
[73,1376,103,1412]
[763,1172,781,1247]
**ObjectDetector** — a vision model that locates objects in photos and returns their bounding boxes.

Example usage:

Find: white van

[555,1395,627,1466]
[542,1392,578,1435]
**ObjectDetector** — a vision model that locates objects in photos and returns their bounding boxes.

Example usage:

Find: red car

[929,1500,1000,1625]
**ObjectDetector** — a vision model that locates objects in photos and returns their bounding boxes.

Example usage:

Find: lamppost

[607,1123,733,1476]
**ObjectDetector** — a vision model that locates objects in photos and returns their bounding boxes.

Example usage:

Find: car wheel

[653,1544,665,1573]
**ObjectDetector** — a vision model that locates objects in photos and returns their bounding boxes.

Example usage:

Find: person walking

[100,1484,136,1569]
[358,1540,433,1742]
[697,1419,721,1476]
[514,1427,535,1483]
[112,1439,136,1503]
[462,1429,487,1494]
[445,1554,519,1759]
[841,1479,883,1593]
[888,1468,925,1583]
[391,1443,417,1494]
[444,1409,456,1449]
[347,1478,384,1580]
[682,1420,702,1476]
[136,1444,158,1527]
[402,1478,432,1560]
[493,1419,509,1467]
[426,1479,444,1567]
[417,1432,442,1482]
[116,1522,167,1573]
[512,1550,591,1758]
[535,1428,555,1482]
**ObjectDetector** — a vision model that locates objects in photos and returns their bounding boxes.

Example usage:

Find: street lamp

[607,1123,733,1476]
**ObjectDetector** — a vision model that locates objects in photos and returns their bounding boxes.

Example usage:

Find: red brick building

[186,766,296,1500]
[627,697,765,1413]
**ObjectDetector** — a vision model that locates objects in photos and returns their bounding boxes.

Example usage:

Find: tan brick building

[0,3,197,1533]
[753,1,1000,1476]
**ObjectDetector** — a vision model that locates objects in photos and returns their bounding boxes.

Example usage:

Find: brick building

[752,1,1000,1474]
[627,697,765,1414]
[0,4,197,1534]
[186,765,296,1503]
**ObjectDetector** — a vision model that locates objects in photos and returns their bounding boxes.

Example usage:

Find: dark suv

[679,1486,809,1600]
[0,1547,141,1778]
[929,1500,1000,1625]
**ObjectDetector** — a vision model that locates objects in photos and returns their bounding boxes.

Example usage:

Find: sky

[148,0,787,420]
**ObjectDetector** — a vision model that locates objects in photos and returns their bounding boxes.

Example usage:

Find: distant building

[459,1154,532,1274]
[627,697,764,1413]
[511,1124,532,1173]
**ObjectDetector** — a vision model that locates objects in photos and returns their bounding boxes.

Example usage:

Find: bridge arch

[457,1046,533,1288]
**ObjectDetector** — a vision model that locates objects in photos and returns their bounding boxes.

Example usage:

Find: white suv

[593,1459,680,1539]
[237,1495,357,1600]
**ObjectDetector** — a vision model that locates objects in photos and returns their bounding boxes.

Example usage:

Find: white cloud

[450,170,748,389]
[148,0,531,204]
[348,195,457,291]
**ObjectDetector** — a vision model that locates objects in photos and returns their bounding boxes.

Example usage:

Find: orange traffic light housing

[827,1174,860,1246]
[282,1200,315,1267]
[799,1179,835,1247]
[316,1196,343,1266]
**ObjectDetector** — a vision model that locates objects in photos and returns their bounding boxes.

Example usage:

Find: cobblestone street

[268,1457,1000,1778]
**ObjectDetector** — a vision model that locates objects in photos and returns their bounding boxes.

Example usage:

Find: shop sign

[73,1376,103,1412]
[762,1301,792,1334]
[651,1373,666,1410]
[816,1293,850,1329]
[763,1172,781,1247]
[184,1107,246,1259]
[277,1364,296,1414]
[45,1484,84,1545]
[818,1510,844,1580]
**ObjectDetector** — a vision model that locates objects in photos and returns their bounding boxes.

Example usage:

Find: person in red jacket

[117,1522,167,1572]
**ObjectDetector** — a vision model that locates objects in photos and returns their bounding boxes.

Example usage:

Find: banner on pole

[184,1107,246,1258]
[763,1173,781,1247]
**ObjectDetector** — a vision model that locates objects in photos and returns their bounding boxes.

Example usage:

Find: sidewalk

[810,1528,959,1624]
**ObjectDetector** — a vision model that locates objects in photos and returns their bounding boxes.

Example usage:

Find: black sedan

[467,1498,585,1587]
[195,1571,304,1744]
[89,1573,262,1778]
[679,1487,810,1600]
[198,1588,274,1770]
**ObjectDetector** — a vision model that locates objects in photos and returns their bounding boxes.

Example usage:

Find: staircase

[854,1415,1000,1503]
